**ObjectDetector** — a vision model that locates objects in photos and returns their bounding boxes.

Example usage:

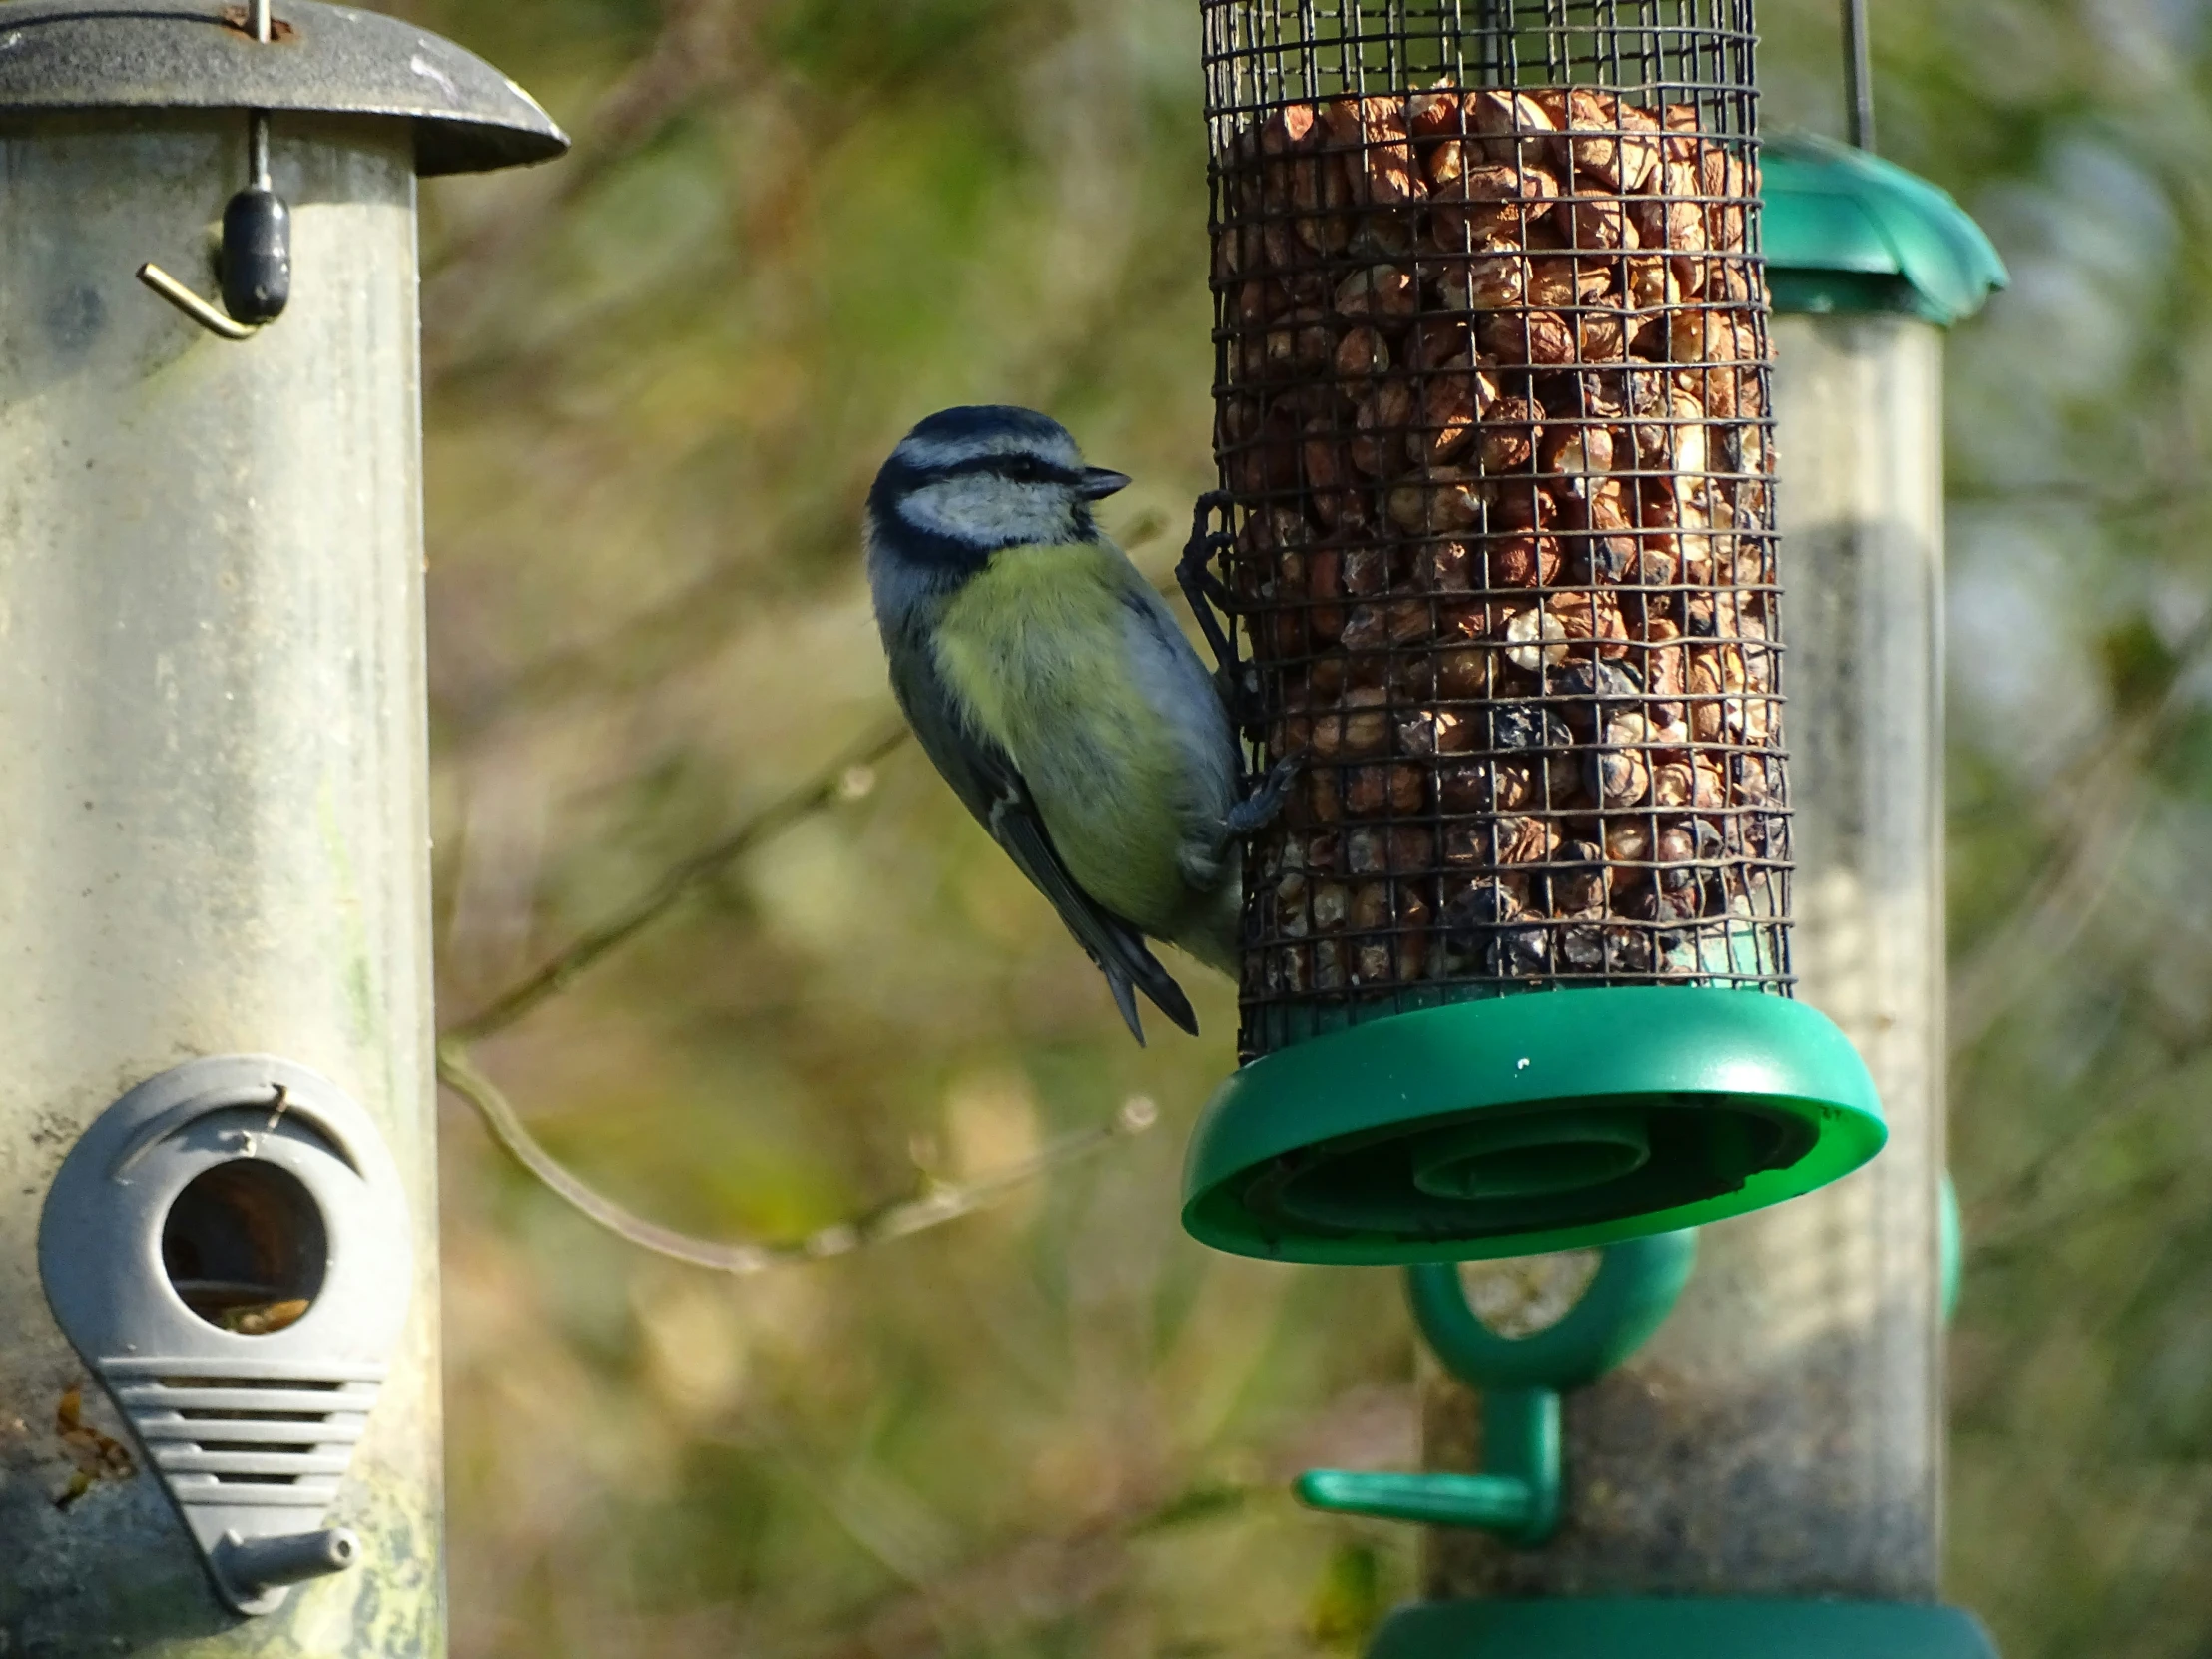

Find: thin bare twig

[435,710,1184,1271]
[428,356,1196,1268]
[444,718,910,1044]
[441,516,1192,1046]
[437,513,1175,754]
[438,1039,1159,1274]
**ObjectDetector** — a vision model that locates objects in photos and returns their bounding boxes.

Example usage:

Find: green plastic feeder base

[1182,987,1883,1264]
[1369,1599,1996,1658]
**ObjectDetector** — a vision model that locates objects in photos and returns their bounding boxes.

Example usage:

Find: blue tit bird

[865,405,1275,1043]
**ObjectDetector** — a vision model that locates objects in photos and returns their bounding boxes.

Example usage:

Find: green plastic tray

[1183,987,1883,1265]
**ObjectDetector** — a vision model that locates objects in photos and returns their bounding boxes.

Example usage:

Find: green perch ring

[1182,987,1884,1264]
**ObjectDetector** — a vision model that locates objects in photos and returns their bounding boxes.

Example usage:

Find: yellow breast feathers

[932,542,1151,761]
[931,541,1196,930]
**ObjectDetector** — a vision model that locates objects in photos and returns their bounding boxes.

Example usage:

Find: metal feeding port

[1178,0,1884,1267]
[39,1056,415,1617]
[1200,1,1782,1050]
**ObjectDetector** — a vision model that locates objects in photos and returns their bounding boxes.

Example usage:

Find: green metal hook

[1296,1230,1698,1546]
[1298,1386,1563,1544]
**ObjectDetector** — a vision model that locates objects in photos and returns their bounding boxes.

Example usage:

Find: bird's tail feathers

[1094,938,1199,1044]
[1106,971,1148,1046]
[1126,945,1199,1039]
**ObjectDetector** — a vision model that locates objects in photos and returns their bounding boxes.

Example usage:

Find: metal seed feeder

[0,1,562,1644]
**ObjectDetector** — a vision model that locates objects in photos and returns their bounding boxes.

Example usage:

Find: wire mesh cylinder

[1199,1,1785,1060]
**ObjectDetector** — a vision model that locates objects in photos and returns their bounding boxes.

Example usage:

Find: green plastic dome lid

[1762,133,2008,324]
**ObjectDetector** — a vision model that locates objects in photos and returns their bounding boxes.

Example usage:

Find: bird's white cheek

[903,479,1067,546]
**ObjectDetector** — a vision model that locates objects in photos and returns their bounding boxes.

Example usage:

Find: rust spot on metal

[219,6,299,41]
[52,1384,135,1508]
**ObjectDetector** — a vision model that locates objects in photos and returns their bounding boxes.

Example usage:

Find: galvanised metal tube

[1425,314,1948,1601]
[0,113,438,1654]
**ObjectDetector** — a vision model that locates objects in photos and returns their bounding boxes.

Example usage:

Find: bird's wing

[1116,584,1241,821]
[886,634,1199,1044]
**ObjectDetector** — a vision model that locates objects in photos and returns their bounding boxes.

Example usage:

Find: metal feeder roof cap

[0,0,568,175]
[1762,132,2007,325]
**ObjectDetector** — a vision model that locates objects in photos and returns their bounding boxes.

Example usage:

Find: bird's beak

[1078,467,1132,500]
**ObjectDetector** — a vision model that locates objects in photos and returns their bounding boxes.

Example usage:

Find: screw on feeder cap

[1180,987,1885,1266]
[0,0,570,176]
[1762,133,2008,325]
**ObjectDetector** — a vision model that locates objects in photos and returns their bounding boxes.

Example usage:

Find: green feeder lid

[1762,133,2007,324]
[1369,1598,1999,1658]
[1182,986,1884,1266]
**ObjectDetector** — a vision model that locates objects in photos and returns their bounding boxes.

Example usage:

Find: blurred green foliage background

[395,0,2212,1652]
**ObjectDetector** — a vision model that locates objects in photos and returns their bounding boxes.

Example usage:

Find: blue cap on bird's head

[896,405,1077,466]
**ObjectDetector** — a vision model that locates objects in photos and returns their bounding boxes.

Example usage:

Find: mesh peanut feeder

[1179,0,1884,1264]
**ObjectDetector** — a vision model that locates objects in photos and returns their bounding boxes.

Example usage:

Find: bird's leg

[1226,752,1303,838]
[1180,492,1273,731]
[1177,491,1241,675]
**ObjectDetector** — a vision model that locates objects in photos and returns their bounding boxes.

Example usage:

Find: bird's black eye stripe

[929,453,1077,485]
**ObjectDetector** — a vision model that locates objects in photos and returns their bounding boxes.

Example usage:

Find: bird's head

[865,406,1131,584]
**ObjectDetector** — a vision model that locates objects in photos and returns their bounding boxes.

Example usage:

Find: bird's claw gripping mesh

[1197,0,1790,1060]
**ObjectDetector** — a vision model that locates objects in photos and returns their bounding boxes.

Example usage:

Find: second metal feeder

[1182,0,1883,1264]
[0,2,563,1647]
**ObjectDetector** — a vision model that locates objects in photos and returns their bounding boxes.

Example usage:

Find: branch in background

[441,512,1188,1047]
[1947,477,2212,518]
[436,714,1178,1271]
[417,0,1200,754]
[796,1382,1416,1659]
[1964,1164,2193,1269]
[429,149,1198,756]
[444,718,910,1043]
[421,0,756,376]
[438,1039,1159,1273]
[1946,612,2212,1260]
[438,512,1174,757]
[1947,606,2212,1052]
